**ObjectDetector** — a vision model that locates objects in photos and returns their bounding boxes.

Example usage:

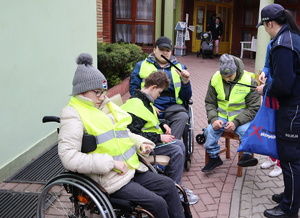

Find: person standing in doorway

[208,16,223,57]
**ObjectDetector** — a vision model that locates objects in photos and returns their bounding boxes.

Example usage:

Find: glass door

[216,5,232,54]
[192,2,233,54]
[192,5,206,53]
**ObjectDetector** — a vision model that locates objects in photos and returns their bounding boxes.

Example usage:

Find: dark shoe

[202,156,223,172]
[264,205,298,217]
[237,154,258,167]
[272,192,284,203]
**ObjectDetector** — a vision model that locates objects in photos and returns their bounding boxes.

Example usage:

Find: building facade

[97,0,300,57]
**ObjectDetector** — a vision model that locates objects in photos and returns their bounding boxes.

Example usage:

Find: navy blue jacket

[130,54,192,110]
[265,24,300,106]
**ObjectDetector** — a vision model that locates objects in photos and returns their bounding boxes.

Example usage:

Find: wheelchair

[182,99,194,171]
[36,116,192,218]
[157,99,194,171]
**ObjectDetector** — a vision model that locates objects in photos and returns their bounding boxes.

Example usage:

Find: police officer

[256,4,300,217]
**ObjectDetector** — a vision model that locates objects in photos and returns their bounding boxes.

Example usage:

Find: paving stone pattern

[1,54,295,218]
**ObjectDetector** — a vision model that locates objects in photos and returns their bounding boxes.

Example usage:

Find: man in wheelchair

[58,53,185,217]
[202,54,260,172]
[121,71,199,205]
[130,36,192,140]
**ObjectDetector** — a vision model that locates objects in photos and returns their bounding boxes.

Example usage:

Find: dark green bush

[97,42,149,87]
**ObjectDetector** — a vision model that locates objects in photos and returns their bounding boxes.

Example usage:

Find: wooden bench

[205,131,253,177]
[240,36,257,59]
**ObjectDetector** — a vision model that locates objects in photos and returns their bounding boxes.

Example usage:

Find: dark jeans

[110,171,185,218]
[164,104,188,140]
[154,139,185,184]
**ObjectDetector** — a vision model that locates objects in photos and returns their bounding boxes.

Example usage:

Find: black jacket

[125,90,168,144]
[208,22,223,40]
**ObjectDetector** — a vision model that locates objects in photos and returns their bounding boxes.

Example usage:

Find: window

[114,0,155,46]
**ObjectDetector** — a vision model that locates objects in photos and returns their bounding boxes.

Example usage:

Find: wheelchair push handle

[42,116,60,123]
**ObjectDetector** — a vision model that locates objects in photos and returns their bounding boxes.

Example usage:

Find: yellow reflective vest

[211,71,251,121]
[121,98,164,134]
[139,61,183,104]
[69,97,140,169]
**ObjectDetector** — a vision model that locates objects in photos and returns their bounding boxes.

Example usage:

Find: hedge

[97,42,149,87]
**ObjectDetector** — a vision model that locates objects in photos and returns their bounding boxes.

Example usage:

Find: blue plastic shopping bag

[237,92,279,159]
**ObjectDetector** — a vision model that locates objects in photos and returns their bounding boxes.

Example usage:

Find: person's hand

[259,71,267,84]
[212,120,224,130]
[176,69,190,84]
[163,124,171,135]
[140,143,154,155]
[154,106,161,115]
[160,134,175,143]
[224,121,236,132]
[255,84,265,95]
[113,160,128,175]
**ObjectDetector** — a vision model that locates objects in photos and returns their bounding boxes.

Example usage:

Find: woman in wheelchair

[58,53,185,218]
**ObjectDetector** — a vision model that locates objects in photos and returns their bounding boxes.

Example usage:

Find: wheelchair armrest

[137,153,152,167]
[42,116,60,123]
[81,134,97,153]
[183,99,193,110]
[146,155,170,166]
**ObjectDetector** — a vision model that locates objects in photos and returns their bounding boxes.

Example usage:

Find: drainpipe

[161,0,165,36]
[255,0,274,75]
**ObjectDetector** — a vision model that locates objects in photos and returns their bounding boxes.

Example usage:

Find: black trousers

[277,105,300,215]
[110,170,185,218]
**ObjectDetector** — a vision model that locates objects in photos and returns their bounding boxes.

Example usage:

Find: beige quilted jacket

[58,95,154,194]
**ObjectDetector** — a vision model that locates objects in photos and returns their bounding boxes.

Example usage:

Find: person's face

[221,72,236,83]
[263,21,276,38]
[148,85,164,100]
[82,89,107,108]
[153,47,172,64]
[215,18,220,24]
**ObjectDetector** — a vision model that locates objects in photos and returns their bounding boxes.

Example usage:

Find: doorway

[192,1,233,55]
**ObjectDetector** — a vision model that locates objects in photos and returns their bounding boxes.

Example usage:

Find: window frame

[113,0,156,46]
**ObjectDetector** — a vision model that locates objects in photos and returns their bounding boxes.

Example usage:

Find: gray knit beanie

[71,53,107,96]
[219,54,237,75]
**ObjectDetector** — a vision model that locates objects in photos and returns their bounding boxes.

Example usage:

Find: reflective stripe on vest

[69,97,140,169]
[95,129,129,144]
[121,98,164,134]
[139,61,183,104]
[211,71,251,121]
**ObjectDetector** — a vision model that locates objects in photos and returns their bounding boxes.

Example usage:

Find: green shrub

[97,42,149,87]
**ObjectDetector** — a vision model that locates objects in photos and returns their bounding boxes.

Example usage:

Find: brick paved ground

[1,53,296,218]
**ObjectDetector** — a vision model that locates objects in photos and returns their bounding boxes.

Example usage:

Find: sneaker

[202,156,223,172]
[269,165,282,177]
[179,186,199,205]
[182,185,194,194]
[237,154,258,167]
[261,157,277,169]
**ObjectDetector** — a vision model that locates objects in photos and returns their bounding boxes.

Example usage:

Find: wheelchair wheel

[196,133,206,145]
[36,174,116,218]
[188,106,195,154]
